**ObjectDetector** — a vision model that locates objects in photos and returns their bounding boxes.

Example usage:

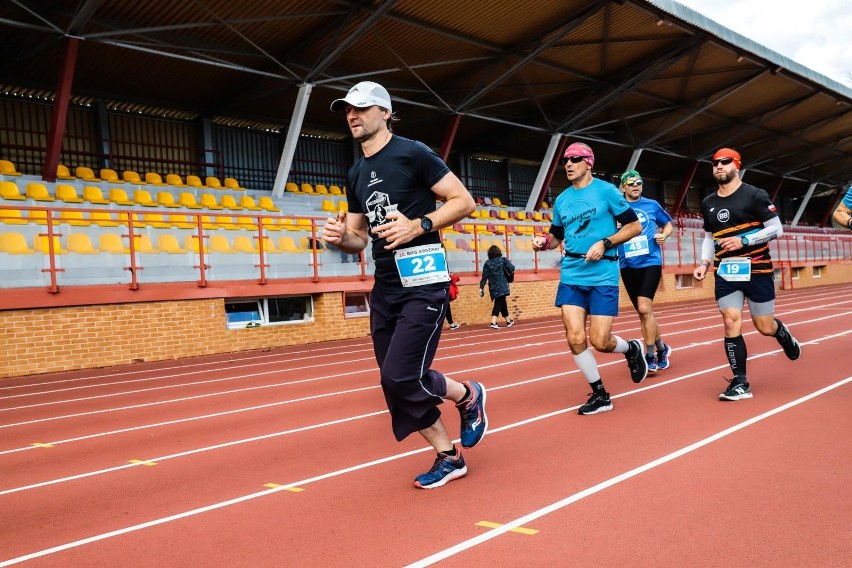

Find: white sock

[612,335,630,354]
[573,348,600,383]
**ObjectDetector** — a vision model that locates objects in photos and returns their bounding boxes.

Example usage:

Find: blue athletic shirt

[617,197,672,269]
[552,178,631,286]
[346,135,449,288]
[842,186,852,209]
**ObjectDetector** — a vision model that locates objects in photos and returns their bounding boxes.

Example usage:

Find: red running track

[1,283,851,567]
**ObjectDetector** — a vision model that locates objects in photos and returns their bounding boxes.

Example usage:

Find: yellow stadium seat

[285,182,300,193]
[166,174,188,187]
[109,188,135,205]
[239,196,262,211]
[233,235,258,253]
[260,217,281,232]
[216,215,239,230]
[492,197,505,207]
[186,175,205,188]
[83,186,110,204]
[56,185,84,203]
[321,199,337,213]
[200,193,224,210]
[98,233,126,254]
[329,185,343,196]
[0,159,22,176]
[205,176,224,190]
[300,183,314,194]
[234,216,256,230]
[26,183,55,202]
[75,166,100,182]
[67,233,99,254]
[131,234,159,254]
[184,234,205,253]
[35,235,65,254]
[199,215,218,230]
[28,209,48,225]
[224,177,245,191]
[1,232,34,254]
[100,169,123,184]
[170,214,196,229]
[156,191,180,208]
[259,236,282,253]
[179,192,203,209]
[0,208,27,225]
[144,172,167,186]
[158,234,187,253]
[315,184,329,195]
[90,210,119,227]
[209,235,234,253]
[143,213,170,229]
[337,201,349,212]
[56,164,76,180]
[0,181,26,201]
[278,236,304,253]
[220,194,242,210]
[258,196,280,212]
[133,189,158,207]
[122,170,146,185]
[58,210,89,226]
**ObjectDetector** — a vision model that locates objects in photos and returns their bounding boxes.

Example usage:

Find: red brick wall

[2,263,850,379]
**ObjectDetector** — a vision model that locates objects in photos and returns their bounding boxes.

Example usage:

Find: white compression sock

[573,348,600,383]
[612,335,630,354]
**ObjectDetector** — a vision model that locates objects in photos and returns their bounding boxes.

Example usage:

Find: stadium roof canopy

[1,0,851,215]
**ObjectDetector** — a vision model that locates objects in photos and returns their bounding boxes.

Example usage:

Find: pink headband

[563,142,595,167]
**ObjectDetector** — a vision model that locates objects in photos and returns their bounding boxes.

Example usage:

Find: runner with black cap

[693,148,801,401]
[532,142,647,415]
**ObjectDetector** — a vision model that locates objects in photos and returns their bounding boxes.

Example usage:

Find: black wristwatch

[740,235,749,246]
[602,237,613,250]
[419,215,433,233]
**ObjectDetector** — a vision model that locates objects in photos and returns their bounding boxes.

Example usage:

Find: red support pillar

[672,161,699,217]
[43,37,79,183]
[440,114,462,162]
[535,136,568,210]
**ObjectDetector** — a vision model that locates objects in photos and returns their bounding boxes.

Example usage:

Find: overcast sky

[675,0,852,88]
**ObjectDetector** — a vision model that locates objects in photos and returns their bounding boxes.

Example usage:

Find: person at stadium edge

[531,142,648,416]
[616,169,674,374]
[692,147,801,401]
[321,81,487,489]
[831,185,852,231]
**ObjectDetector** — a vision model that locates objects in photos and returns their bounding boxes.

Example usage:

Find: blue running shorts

[555,283,619,316]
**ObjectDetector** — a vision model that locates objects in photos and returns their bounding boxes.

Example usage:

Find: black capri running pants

[491,295,509,317]
[620,265,663,309]
[369,285,449,441]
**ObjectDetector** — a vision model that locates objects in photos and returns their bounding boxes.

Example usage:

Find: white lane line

[404,376,852,568]
[3,375,848,568]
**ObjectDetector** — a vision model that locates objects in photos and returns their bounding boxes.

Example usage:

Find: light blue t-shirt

[842,186,852,209]
[617,197,673,269]
[552,178,630,286]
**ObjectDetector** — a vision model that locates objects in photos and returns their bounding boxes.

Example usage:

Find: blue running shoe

[645,353,658,373]
[656,344,672,370]
[457,381,487,448]
[414,451,467,489]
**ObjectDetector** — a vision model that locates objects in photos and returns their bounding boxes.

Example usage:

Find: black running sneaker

[775,321,801,361]
[625,339,649,383]
[719,379,752,401]
[578,392,613,415]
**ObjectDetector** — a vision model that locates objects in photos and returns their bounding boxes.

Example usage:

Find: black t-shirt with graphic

[700,182,778,274]
[347,135,449,287]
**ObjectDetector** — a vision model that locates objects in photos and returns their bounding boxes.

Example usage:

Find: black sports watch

[419,215,433,233]
[602,237,613,250]
[740,235,749,246]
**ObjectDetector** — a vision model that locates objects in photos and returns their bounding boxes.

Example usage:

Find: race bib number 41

[394,243,450,287]
[718,256,751,282]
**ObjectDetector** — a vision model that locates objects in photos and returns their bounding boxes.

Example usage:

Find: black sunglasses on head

[563,156,585,165]
[712,157,735,166]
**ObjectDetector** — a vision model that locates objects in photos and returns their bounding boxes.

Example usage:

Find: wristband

[700,260,712,268]
[537,232,553,250]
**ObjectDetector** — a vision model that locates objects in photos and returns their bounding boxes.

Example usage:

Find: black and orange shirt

[699,183,779,274]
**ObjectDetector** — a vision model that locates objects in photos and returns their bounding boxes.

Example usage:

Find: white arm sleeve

[745,216,783,245]
[701,232,715,264]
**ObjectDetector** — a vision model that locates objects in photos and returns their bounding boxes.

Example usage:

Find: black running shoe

[578,392,613,415]
[775,321,801,361]
[625,339,649,383]
[719,379,752,401]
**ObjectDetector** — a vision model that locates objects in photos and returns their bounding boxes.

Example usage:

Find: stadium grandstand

[1,0,850,378]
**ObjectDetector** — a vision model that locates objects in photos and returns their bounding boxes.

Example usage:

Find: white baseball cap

[330,81,393,112]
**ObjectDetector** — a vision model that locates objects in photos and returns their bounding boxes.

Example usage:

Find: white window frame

[225,295,314,329]
[343,291,370,318]
[813,265,823,279]
[675,273,694,289]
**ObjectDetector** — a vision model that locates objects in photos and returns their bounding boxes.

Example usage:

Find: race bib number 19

[394,243,450,287]
[718,257,751,282]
